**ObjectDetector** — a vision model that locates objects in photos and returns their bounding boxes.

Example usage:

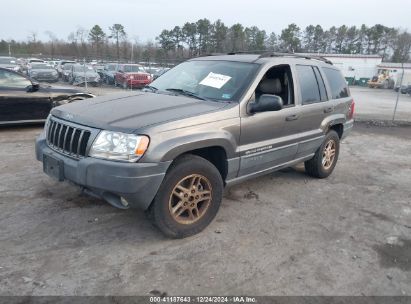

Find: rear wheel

[305,130,340,178]
[148,155,223,238]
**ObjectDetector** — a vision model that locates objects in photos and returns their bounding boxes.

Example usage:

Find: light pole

[392,62,404,122]
[83,58,88,91]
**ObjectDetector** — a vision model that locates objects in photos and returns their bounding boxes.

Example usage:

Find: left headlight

[89,131,150,162]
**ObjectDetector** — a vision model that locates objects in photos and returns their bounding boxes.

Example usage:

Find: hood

[124,72,149,75]
[73,71,98,77]
[31,69,56,73]
[51,91,230,133]
[38,83,86,95]
[0,63,17,69]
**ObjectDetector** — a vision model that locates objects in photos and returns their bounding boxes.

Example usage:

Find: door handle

[324,107,334,113]
[285,114,299,121]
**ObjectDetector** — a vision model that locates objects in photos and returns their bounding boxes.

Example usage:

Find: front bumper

[126,79,151,87]
[32,75,59,82]
[35,132,171,210]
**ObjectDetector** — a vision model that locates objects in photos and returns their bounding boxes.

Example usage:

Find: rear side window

[296,65,323,105]
[313,67,328,101]
[322,67,350,99]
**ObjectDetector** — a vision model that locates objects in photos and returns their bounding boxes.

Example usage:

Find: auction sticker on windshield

[199,72,231,89]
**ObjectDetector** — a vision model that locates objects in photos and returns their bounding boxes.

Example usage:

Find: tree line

[0,20,410,63]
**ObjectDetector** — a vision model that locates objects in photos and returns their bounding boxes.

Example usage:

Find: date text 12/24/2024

[149,296,257,303]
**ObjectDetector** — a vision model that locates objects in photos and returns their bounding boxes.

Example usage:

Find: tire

[148,154,223,238]
[304,130,340,179]
[114,79,118,87]
[383,80,389,89]
[122,81,128,89]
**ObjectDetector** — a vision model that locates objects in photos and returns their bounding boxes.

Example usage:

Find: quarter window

[322,67,350,99]
[313,67,328,101]
[296,65,323,105]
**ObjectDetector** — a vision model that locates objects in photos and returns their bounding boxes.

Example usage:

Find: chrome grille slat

[46,118,91,159]
[77,130,85,157]
[57,125,64,148]
[62,126,69,151]
[69,128,77,155]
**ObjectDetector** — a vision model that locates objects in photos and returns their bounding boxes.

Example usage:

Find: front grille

[46,118,91,158]
[131,74,148,80]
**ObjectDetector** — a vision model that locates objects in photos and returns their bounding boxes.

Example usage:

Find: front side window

[0,69,31,89]
[322,67,350,99]
[296,65,322,105]
[151,60,260,102]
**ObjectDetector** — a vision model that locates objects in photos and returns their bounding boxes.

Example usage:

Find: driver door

[238,65,300,177]
[0,69,52,123]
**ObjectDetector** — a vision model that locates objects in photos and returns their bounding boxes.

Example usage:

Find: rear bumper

[35,133,171,210]
[342,119,354,140]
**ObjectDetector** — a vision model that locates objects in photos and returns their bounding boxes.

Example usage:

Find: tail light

[348,100,355,119]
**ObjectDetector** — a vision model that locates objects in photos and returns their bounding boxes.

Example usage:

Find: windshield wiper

[143,85,158,92]
[165,88,210,101]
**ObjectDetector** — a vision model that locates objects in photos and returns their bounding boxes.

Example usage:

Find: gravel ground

[0,122,410,296]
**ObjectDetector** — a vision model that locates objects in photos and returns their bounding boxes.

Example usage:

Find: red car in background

[114,64,152,89]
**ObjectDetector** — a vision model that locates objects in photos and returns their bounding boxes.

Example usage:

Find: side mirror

[248,94,283,114]
[26,82,40,92]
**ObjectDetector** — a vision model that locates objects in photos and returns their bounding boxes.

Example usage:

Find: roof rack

[258,52,333,65]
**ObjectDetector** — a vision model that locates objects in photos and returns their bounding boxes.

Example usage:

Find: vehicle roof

[190,53,335,68]
[120,63,143,66]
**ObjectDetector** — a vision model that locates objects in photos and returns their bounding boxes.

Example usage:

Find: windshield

[74,65,95,72]
[0,57,16,64]
[123,65,146,73]
[106,64,117,71]
[32,64,53,70]
[150,60,259,102]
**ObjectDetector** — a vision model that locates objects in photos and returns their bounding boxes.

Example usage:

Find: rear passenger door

[288,65,330,159]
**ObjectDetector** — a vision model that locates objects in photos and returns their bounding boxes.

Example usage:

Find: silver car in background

[0,56,20,72]
[69,64,100,86]
[28,63,59,82]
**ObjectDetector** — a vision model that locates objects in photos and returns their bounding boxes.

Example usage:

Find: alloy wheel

[168,174,212,225]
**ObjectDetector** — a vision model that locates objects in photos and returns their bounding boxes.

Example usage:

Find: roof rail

[258,52,333,65]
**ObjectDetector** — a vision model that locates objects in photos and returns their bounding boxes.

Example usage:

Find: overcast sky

[1,0,410,42]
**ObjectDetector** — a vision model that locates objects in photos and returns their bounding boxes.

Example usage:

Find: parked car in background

[153,67,170,80]
[28,63,59,83]
[0,67,94,125]
[69,64,100,86]
[102,63,118,84]
[23,58,45,74]
[0,56,20,72]
[61,64,74,82]
[94,64,105,79]
[114,64,152,89]
[56,60,76,78]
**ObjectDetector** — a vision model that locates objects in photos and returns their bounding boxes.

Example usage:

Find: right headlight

[89,131,150,162]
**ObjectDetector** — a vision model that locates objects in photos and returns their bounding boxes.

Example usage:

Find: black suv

[36,53,354,238]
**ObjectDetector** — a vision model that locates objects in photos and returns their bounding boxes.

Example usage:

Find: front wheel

[305,130,340,178]
[148,155,223,238]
